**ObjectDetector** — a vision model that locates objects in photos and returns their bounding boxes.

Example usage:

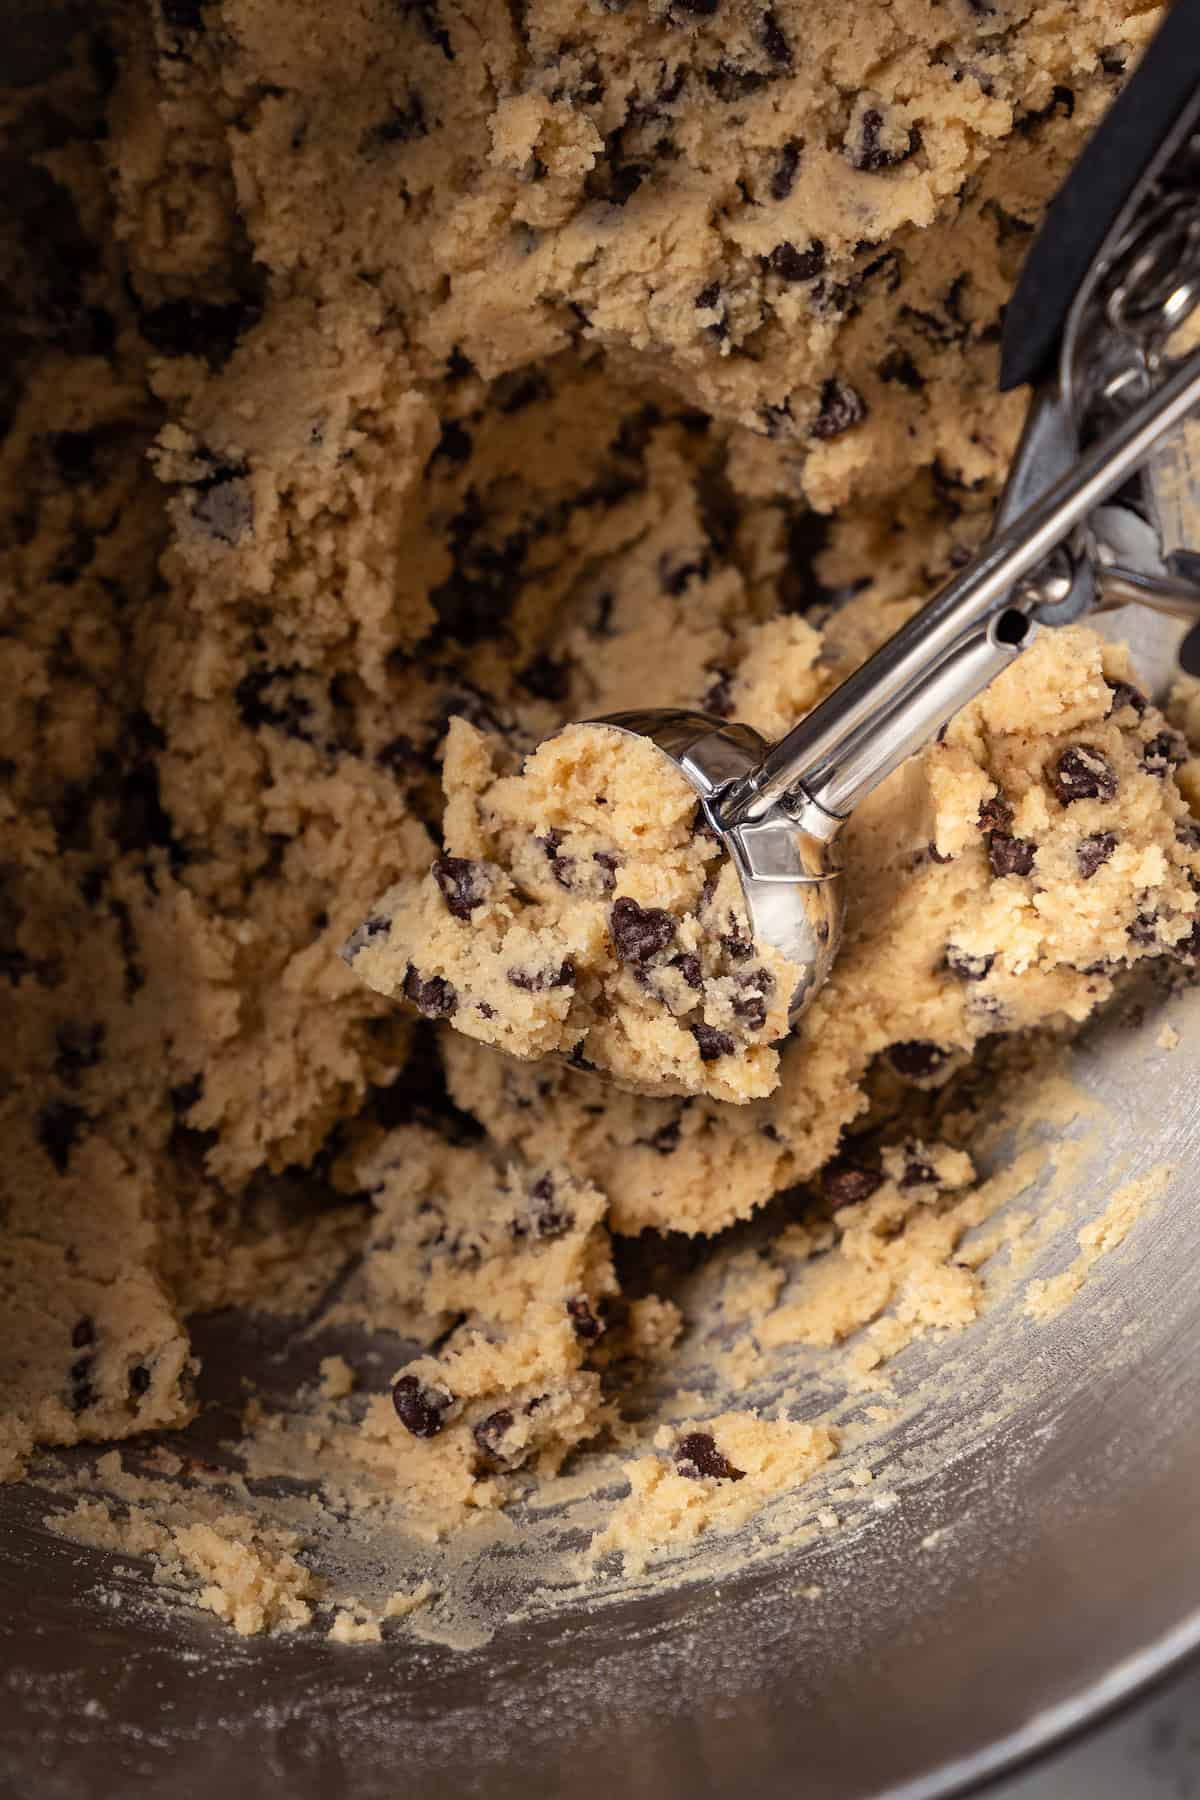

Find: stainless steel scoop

[596,66,1200,1028]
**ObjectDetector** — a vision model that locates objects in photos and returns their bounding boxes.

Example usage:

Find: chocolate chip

[851,108,921,172]
[721,926,754,960]
[594,850,619,893]
[1015,85,1075,134]
[770,138,803,201]
[432,855,492,920]
[1129,912,1159,948]
[659,550,710,596]
[37,1101,86,1174]
[378,734,419,776]
[977,795,1013,833]
[1173,919,1200,961]
[495,370,551,414]
[566,1297,604,1341]
[899,1156,936,1189]
[732,966,774,1030]
[648,1117,681,1154]
[522,1172,574,1239]
[691,1021,735,1060]
[407,0,454,61]
[71,1317,96,1350]
[887,1040,951,1081]
[762,8,791,62]
[704,59,768,101]
[605,158,652,206]
[1048,745,1118,805]
[428,419,473,469]
[703,671,734,717]
[138,297,260,370]
[427,495,529,645]
[823,1161,882,1207]
[610,897,676,963]
[769,240,825,282]
[473,1408,515,1462]
[364,94,428,149]
[1077,833,1117,879]
[517,653,571,703]
[757,402,793,439]
[535,829,575,891]
[392,1372,454,1438]
[988,832,1037,879]
[507,960,575,991]
[234,667,314,740]
[944,946,994,981]
[810,378,867,440]
[53,1021,105,1085]
[46,430,102,486]
[341,914,391,965]
[1177,822,1200,851]
[901,278,971,350]
[672,952,703,990]
[129,1365,151,1397]
[878,347,925,390]
[1105,678,1148,718]
[114,761,181,863]
[1141,731,1187,777]
[68,1356,97,1414]
[432,682,506,740]
[403,965,457,1018]
[0,950,33,986]
[673,1431,744,1481]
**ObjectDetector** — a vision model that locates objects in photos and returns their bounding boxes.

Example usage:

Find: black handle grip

[999,0,1200,393]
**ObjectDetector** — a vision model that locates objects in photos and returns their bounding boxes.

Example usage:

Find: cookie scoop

[587,39,1200,1031]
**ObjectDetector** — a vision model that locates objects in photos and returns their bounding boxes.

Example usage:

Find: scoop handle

[716,343,1200,835]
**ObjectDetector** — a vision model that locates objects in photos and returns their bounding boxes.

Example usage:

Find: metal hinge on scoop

[998,1,1200,626]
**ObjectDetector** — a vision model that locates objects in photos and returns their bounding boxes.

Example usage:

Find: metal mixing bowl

[5,648,1200,1800]
[5,8,1200,1793]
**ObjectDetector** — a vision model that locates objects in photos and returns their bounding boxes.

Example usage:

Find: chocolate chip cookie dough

[1,0,1195,1616]
[343,720,800,1100]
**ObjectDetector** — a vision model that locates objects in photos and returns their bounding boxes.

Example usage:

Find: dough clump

[344,721,800,1101]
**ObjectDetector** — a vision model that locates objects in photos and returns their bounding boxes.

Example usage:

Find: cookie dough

[341,1131,633,1524]
[595,1411,838,1577]
[1,0,1194,1624]
[343,720,799,1100]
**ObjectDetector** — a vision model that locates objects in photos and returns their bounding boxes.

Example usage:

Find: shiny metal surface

[1016,79,1200,626]
[5,950,1200,1800]
[598,710,842,1025]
